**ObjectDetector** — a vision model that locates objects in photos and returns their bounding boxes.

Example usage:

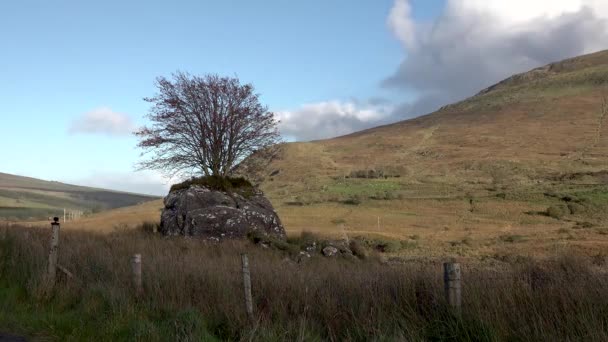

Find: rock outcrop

[160,185,286,241]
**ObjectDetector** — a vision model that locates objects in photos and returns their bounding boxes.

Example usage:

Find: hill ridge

[0,172,160,221]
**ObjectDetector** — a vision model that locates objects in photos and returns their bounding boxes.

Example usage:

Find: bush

[248,230,301,256]
[286,231,318,248]
[170,175,253,194]
[499,234,526,243]
[567,202,586,215]
[349,239,368,259]
[369,191,399,200]
[546,204,569,219]
[348,169,388,179]
[342,195,362,205]
[376,239,402,253]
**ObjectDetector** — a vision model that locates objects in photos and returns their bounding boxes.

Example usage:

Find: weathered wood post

[444,262,462,311]
[241,253,254,322]
[47,217,61,286]
[131,254,143,297]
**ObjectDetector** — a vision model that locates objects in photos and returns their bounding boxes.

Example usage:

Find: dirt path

[581,96,608,159]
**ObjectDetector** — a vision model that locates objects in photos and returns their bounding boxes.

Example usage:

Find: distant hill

[0,172,159,221]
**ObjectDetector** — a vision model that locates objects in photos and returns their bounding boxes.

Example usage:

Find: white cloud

[385,0,608,118]
[276,101,393,141]
[69,107,136,136]
[388,0,417,50]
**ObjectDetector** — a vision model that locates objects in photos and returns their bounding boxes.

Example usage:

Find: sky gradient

[1,0,607,195]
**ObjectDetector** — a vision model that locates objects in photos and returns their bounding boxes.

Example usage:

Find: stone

[322,246,339,257]
[160,185,286,241]
[305,241,317,253]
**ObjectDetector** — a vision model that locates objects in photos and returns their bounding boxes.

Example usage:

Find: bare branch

[135,72,282,180]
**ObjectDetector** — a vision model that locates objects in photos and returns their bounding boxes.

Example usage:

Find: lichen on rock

[160,179,286,241]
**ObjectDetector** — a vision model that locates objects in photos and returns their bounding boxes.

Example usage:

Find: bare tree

[135,72,281,178]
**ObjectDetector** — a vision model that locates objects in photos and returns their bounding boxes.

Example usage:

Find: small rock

[305,242,317,252]
[322,246,339,257]
[296,251,311,264]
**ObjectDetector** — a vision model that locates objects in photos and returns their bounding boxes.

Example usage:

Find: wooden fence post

[131,254,143,297]
[241,253,254,322]
[47,218,61,287]
[444,262,462,311]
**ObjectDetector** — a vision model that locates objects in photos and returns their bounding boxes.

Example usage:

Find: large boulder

[160,184,286,241]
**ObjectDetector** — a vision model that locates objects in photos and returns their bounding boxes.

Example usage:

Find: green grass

[574,188,608,205]
[326,179,401,197]
[457,64,608,112]
[0,207,62,221]
[0,283,220,341]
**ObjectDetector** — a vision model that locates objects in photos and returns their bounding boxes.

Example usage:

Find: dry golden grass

[244,51,608,260]
[1,224,608,340]
[24,200,164,232]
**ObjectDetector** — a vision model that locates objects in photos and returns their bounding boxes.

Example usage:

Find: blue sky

[1,0,606,195]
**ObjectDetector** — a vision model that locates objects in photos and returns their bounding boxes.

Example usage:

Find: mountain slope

[0,172,159,220]
[249,50,608,255]
[265,50,608,191]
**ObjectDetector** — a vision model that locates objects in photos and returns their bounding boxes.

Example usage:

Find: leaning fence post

[241,253,254,322]
[444,262,462,311]
[131,254,143,297]
[47,217,61,287]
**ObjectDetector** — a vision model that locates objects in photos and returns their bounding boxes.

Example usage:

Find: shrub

[499,234,526,243]
[567,202,586,215]
[342,195,362,205]
[349,239,368,259]
[287,231,318,248]
[348,169,389,179]
[369,191,398,200]
[376,240,403,253]
[574,221,595,229]
[170,175,253,194]
[247,230,301,256]
[596,228,608,235]
[546,204,569,219]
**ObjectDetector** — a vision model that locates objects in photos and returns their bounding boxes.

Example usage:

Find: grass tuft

[170,175,253,195]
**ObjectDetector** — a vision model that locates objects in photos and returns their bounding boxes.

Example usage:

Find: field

[1,224,608,341]
[0,173,158,221]
[45,178,608,260]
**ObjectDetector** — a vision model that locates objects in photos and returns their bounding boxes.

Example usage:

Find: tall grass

[0,224,607,341]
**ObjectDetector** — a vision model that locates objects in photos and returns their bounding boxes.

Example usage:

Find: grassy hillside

[0,172,159,221]
[240,50,608,256]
